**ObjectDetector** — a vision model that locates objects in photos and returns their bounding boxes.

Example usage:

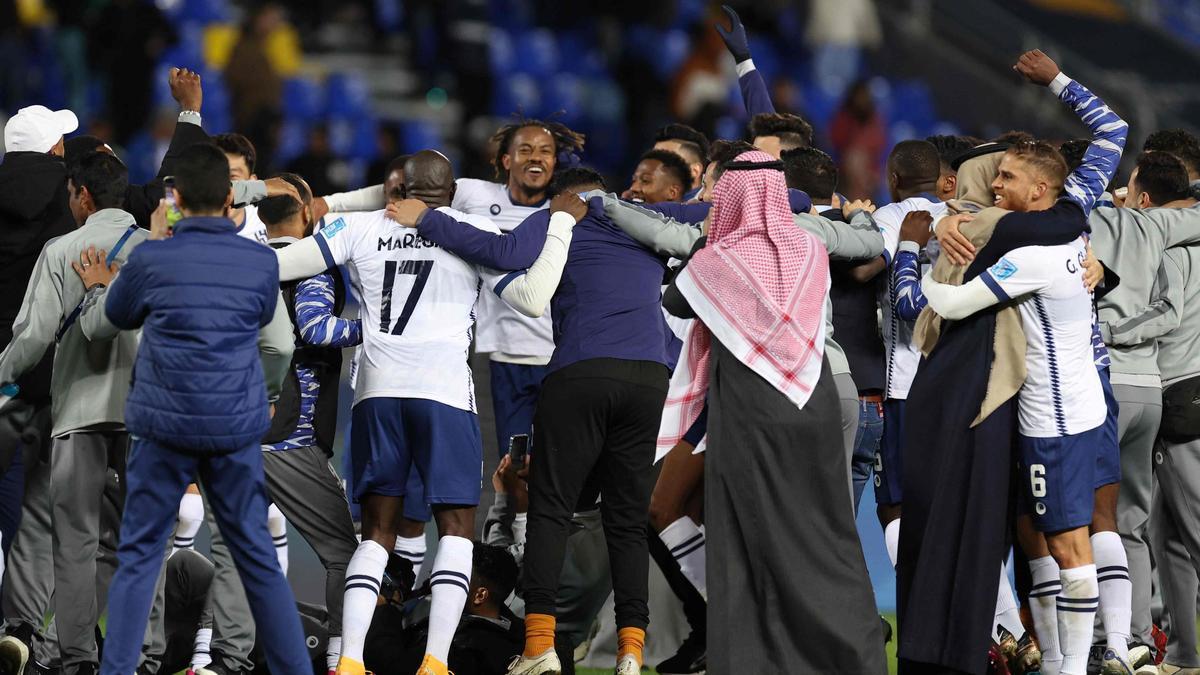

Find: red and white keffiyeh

[657,150,830,459]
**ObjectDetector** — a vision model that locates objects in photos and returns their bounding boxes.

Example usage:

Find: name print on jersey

[377,233,442,251]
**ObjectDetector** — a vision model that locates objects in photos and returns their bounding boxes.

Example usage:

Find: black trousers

[522,358,668,630]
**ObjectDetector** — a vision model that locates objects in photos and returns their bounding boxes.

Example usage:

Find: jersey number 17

[380,260,433,334]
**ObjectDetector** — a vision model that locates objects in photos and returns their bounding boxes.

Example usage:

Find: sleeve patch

[322,217,347,239]
[989,257,1019,280]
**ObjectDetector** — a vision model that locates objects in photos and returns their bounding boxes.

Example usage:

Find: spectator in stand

[830,80,887,200]
[286,125,349,198]
[225,3,287,172]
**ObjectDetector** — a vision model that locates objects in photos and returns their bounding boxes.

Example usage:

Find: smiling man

[622,149,690,204]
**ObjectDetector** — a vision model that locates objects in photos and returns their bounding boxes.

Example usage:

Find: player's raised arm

[1014,49,1128,215]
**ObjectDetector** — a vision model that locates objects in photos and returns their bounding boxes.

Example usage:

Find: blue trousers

[490,360,547,459]
[101,438,308,675]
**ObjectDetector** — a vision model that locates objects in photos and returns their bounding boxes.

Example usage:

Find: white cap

[4,105,79,153]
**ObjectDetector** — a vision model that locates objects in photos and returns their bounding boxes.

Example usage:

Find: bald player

[275,150,575,675]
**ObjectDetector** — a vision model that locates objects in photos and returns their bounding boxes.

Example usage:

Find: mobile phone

[508,434,530,469]
[163,176,182,230]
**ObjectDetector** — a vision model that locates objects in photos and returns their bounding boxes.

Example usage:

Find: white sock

[173,492,204,552]
[191,627,213,669]
[512,512,528,545]
[1057,564,1099,675]
[994,560,1026,641]
[267,503,288,575]
[884,518,901,568]
[340,540,389,663]
[393,534,427,589]
[659,517,707,596]
[425,535,473,664]
[1029,555,1064,675]
[1092,531,1132,661]
[326,635,341,671]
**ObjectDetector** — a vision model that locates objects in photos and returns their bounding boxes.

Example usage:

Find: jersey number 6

[1030,464,1047,498]
[380,260,434,335]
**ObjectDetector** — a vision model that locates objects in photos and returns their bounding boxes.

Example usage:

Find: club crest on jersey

[490,204,501,216]
[989,257,1018,280]
[323,217,347,239]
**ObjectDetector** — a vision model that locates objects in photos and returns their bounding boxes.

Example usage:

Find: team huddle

[1,5,1200,675]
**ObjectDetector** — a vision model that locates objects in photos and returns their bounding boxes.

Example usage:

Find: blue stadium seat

[159,23,206,72]
[543,74,585,125]
[325,73,371,119]
[581,77,623,125]
[492,73,541,117]
[512,29,560,77]
[169,0,232,24]
[400,119,442,154]
[891,81,935,131]
[350,117,380,160]
[274,120,308,165]
[651,29,690,81]
[556,31,606,78]
[283,78,325,123]
[489,29,516,76]
[121,131,160,185]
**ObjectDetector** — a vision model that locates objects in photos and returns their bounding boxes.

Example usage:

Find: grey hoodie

[1088,202,1200,387]
[0,208,147,436]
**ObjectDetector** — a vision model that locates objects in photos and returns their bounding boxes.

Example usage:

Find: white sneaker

[615,654,640,675]
[506,649,561,675]
[0,636,29,675]
[1160,664,1200,675]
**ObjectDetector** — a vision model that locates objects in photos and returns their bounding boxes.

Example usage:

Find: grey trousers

[1151,436,1200,667]
[835,371,859,502]
[49,431,127,671]
[205,446,358,671]
[1113,383,1163,646]
[555,509,613,649]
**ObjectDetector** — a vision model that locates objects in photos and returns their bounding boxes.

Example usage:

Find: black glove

[715,5,751,64]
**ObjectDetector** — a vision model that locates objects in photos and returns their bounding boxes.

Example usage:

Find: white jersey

[452,178,554,358]
[979,238,1105,437]
[236,205,269,245]
[876,196,948,399]
[315,207,504,412]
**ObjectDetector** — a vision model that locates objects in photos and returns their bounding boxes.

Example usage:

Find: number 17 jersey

[315,207,503,412]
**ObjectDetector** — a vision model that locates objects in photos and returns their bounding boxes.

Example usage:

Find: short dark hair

[639,149,691,192]
[654,123,710,165]
[174,143,234,213]
[472,544,518,605]
[212,133,257,174]
[1006,140,1069,194]
[781,147,837,200]
[993,130,1035,146]
[925,135,979,172]
[550,166,607,195]
[69,151,128,210]
[256,173,312,226]
[1134,151,1191,206]
[1058,139,1089,173]
[1143,129,1200,178]
[491,118,586,183]
[707,139,756,183]
[888,140,942,186]
[383,154,411,182]
[748,113,813,150]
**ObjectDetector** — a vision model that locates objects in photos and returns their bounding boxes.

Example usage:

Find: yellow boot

[335,656,367,675]
[416,654,452,675]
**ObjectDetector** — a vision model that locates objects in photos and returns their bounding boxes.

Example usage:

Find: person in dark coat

[72,142,308,675]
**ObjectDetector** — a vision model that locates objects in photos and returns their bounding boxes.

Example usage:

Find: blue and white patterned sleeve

[1054,73,1128,216]
[295,272,362,348]
[893,242,928,321]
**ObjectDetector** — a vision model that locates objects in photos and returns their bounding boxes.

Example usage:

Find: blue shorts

[1095,367,1122,488]
[490,361,547,459]
[349,397,483,506]
[873,399,905,506]
[1018,426,1101,532]
[343,421,432,522]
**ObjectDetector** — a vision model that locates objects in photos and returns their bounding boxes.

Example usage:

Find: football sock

[1029,555,1064,675]
[393,534,427,589]
[524,613,557,658]
[425,536,473,664]
[326,636,341,672]
[994,559,1026,640]
[267,502,288,575]
[191,627,213,669]
[618,627,646,667]
[885,518,900,568]
[660,516,707,596]
[1092,531,1132,662]
[340,540,389,663]
[173,492,204,553]
[1058,564,1099,675]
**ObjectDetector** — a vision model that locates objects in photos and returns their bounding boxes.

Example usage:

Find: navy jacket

[105,216,280,455]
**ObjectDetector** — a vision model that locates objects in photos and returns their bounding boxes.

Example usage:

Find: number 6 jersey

[315,207,505,412]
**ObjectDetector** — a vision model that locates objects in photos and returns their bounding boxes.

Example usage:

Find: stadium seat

[492,73,541,117]
[543,74,585,125]
[400,119,442,155]
[325,73,371,119]
[489,29,516,76]
[283,77,325,123]
[512,29,560,78]
[651,29,691,82]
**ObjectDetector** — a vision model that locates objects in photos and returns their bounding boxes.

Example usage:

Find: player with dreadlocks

[450,118,586,472]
